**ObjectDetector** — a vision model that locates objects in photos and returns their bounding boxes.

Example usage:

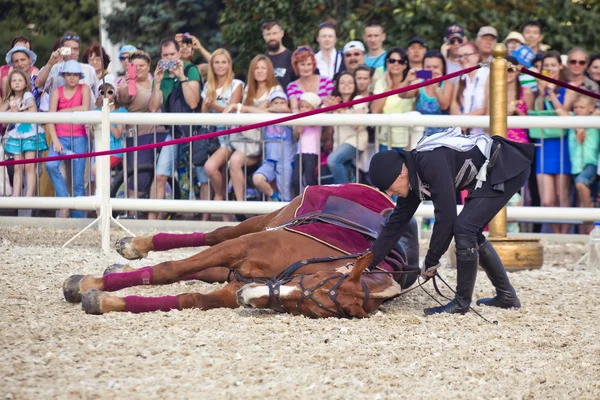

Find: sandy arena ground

[1,226,599,399]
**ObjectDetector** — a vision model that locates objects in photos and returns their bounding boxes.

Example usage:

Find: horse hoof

[115,237,143,260]
[103,263,125,276]
[63,275,85,303]
[81,289,105,315]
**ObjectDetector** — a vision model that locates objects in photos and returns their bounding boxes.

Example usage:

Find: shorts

[574,164,597,187]
[4,133,48,154]
[156,134,180,177]
[253,159,293,201]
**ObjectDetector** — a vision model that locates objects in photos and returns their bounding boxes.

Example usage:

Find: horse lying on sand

[63,184,420,318]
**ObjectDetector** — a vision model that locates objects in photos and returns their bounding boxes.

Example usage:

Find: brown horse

[63,184,420,318]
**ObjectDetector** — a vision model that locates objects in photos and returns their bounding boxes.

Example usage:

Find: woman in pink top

[46,60,91,218]
[286,46,333,112]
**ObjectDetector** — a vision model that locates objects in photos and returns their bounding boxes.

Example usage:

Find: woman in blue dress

[535,51,576,233]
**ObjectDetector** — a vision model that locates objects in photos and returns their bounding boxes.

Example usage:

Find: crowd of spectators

[1,19,599,232]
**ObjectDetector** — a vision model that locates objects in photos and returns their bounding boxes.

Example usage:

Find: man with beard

[263,20,297,89]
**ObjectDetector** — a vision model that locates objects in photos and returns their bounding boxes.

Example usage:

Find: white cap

[343,41,365,54]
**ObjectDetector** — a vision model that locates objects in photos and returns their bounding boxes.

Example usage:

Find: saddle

[284,196,389,240]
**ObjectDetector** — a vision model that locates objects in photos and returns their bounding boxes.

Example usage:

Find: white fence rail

[1,111,600,253]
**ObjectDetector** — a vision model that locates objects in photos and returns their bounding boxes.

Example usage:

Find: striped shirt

[286,76,334,101]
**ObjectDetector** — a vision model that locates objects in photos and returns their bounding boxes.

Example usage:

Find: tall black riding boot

[476,240,521,309]
[424,234,478,315]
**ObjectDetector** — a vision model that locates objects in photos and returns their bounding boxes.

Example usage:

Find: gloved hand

[420,261,440,279]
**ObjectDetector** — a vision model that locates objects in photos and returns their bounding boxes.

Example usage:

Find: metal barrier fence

[1,111,600,221]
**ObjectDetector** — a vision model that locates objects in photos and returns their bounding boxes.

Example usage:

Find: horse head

[236,252,401,318]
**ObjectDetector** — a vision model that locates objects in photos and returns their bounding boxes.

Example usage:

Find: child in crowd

[46,60,91,218]
[0,70,48,198]
[292,92,321,196]
[92,79,128,180]
[561,95,599,231]
[252,90,294,201]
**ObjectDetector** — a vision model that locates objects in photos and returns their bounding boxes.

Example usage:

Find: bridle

[235,253,417,319]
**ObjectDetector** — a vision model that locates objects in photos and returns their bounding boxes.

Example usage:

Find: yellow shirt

[374,79,415,148]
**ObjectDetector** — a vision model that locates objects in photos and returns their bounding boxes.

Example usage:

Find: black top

[267,49,297,90]
[370,136,534,269]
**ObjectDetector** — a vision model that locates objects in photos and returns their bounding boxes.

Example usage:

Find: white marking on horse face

[370,280,402,298]
[237,284,299,307]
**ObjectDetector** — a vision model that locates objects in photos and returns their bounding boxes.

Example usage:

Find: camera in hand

[182,33,193,45]
[60,47,72,56]
[416,69,432,80]
[158,59,178,70]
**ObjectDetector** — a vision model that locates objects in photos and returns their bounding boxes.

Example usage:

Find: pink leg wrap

[124,295,180,313]
[152,232,206,251]
[103,266,153,292]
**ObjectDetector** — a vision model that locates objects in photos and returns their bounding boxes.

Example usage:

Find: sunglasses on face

[387,58,407,65]
[119,56,128,61]
[100,90,115,96]
[345,52,361,58]
[568,59,587,66]
[449,37,463,45]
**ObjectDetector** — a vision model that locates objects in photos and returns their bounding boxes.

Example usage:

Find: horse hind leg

[102,263,231,284]
[81,281,244,315]
[64,237,251,304]
[115,209,281,260]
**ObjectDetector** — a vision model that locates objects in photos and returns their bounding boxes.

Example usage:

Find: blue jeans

[46,136,89,218]
[327,143,359,184]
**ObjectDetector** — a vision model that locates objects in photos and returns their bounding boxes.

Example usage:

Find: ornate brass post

[487,43,543,270]
[488,45,508,238]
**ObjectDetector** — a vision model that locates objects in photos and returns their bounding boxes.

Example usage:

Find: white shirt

[315,50,343,81]
[460,67,489,134]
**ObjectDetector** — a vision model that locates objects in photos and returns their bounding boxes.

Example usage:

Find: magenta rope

[0,64,481,167]
[520,66,600,101]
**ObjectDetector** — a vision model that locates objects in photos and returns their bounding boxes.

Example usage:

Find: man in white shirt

[314,21,343,80]
[34,32,98,111]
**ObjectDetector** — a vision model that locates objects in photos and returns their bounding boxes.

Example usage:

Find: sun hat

[503,31,525,45]
[60,60,85,78]
[343,41,366,54]
[299,92,322,109]
[119,45,137,58]
[268,89,288,103]
[6,45,37,67]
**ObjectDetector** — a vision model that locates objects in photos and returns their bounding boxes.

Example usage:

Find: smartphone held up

[158,59,178,70]
[127,63,137,96]
[416,69,432,80]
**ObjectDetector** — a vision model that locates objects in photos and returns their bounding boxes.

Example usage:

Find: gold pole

[488,44,508,238]
[484,43,543,271]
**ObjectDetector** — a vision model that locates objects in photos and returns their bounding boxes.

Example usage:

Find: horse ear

[349,252,373,283]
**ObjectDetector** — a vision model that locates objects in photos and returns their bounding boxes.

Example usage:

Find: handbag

[192,125,220,166]
[528,98,566,139]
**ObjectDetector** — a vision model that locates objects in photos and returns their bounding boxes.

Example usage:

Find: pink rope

[520,66,600,100]
[0,64,481,167]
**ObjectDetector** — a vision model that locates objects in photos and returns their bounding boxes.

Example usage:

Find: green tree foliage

[221,0,600,74]
[0,0,99,66]
[104,0,224,65]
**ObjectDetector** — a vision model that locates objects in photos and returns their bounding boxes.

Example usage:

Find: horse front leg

[80,281,245,315]
[64,236,252,304]
[115,210,280,260]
